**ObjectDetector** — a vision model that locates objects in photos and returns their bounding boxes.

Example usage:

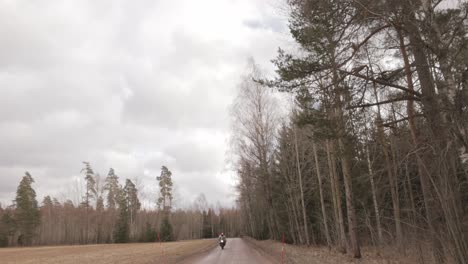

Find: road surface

[180,238,275,264]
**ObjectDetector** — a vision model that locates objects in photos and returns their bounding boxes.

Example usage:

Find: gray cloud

[0,0,289,207]
[164,138,224,173]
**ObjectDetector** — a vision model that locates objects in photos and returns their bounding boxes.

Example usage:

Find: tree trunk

[287,202,298,244]
[376,118,402,246]
[326,139,347,253]
[365,145,383,245]
[338,137,361,258]
[285,167,304,244]
[398,27,444,263]
[331,52,361,257]
[293,126,310,245]
[313,141,332,248]
[290,195,303,244]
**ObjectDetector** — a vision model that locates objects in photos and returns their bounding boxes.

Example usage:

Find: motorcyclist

[218,233,227,244]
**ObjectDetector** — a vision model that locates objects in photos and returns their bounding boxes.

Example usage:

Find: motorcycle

[219,238,226,250]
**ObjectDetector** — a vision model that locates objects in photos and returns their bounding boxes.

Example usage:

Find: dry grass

[244,238,430,264]
[0,239,217,264]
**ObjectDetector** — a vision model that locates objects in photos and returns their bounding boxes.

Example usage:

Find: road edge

[175,239,218,263]
[242,237,280,264]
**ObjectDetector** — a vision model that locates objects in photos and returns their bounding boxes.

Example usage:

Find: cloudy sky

[0,0,291,208]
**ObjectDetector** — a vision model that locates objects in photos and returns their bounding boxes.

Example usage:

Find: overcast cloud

[0,0,290,208]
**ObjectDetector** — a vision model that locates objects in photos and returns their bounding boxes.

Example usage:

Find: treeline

[0,164,241,247]
[232,0,468,263]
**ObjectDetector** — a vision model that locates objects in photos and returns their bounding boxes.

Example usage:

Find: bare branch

[347,96,421,110]
[338,69,422,97]
[382,114,425,127]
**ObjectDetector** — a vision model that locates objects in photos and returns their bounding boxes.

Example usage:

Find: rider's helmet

[221,233,224,236]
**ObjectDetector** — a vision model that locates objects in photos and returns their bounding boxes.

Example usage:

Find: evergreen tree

[81,162,96,243]
[113,188,129,243]
[159,216,173,242]
[104,168,120,209]
[14,172,40,246]
[156,166,173,212]
[124,179,140,224]
[113,179,141,243]
[41,196,53,208]
[143,222,156,242]
[156,167,174,242]
[81,162,97,208]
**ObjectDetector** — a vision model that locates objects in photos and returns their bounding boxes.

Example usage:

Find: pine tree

[112,179,141,243]
[124,179,140,240]
[104,168,120,209]
[14,172,40,246]
[81,162,97,208]
[42,196,53,208]
[124,179,140,224]
[156,166,173,212]
[81,162,96,243]
[156,166,174,242]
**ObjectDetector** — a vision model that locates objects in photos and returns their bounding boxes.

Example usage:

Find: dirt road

[179,238,276,264]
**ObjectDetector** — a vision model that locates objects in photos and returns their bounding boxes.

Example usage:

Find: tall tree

[292,124,311,245]
[81,162,97,208]
[156,167,174,243]
[104,168,120,210]
[124,179,141,225]
[81,162,96,243]
[124,179,140,240]
[271,0,363,257]
[231,60,281,240]
[14,172,40,246]
[156,166,173,213]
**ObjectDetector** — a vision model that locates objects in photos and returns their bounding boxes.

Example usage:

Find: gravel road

[179,238,276,264]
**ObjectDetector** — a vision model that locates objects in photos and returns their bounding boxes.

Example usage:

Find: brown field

[0,239,217,264]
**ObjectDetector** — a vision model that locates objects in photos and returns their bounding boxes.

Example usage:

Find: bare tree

[231,59,281,240]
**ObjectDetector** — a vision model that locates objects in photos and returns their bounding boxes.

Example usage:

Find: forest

[0,164,242,247]
[231,0,468,263]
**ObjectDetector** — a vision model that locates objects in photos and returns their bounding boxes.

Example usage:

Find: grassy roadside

[243,237,426,264]
[169,239,217,263]
[0,239,217,264]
